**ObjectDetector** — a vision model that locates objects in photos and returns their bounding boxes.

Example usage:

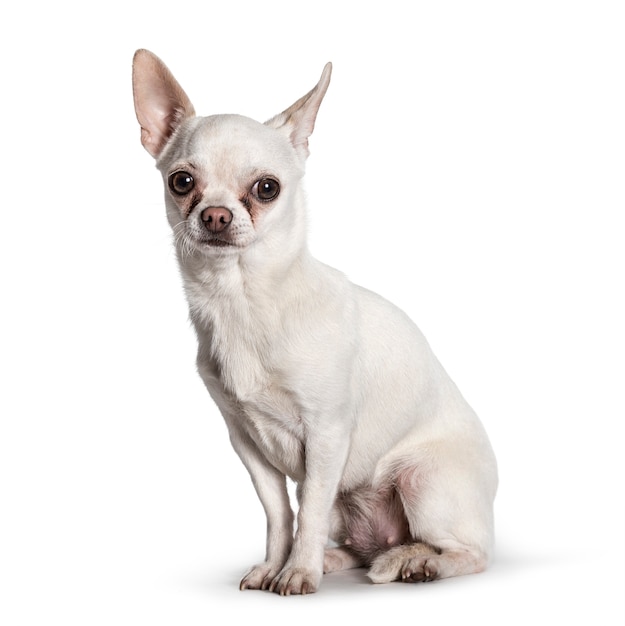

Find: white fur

[132,50,498,595]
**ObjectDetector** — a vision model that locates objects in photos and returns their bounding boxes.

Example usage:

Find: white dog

[132,50,498,595]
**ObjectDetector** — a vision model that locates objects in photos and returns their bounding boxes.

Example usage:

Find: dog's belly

[334,485,411,559]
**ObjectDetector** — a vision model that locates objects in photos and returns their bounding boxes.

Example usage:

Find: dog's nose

[201,207,233,233]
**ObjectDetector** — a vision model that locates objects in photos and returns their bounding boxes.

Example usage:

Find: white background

[1,1,624,623]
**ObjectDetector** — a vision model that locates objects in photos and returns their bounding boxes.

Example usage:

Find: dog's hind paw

[367,543,439,584]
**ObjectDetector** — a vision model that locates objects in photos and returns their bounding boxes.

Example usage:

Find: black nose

[201,207,233,234]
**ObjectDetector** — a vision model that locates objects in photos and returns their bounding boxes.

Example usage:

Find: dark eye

[168,171,195,195]
[254,177,280,202]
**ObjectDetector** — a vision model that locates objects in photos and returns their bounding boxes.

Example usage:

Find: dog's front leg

[269,425,351,596]
[229,429,295,591]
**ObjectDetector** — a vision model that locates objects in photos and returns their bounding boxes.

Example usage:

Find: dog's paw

[269,566,321,596]
[400,556,439,583]
[367,552,402,583]
[368,543,439,584]
[240,562,282,591]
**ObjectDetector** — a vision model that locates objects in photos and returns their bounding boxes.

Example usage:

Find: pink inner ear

[290,133,309,154]
[289,110,317,153]
[264,63,332,158]
[133,50,195,158]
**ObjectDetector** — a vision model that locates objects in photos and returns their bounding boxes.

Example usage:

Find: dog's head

[132,50,331,258]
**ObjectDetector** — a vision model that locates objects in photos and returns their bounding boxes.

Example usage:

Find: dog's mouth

[193,232,245,252]
[176,230,237,255]
[204,238,233,248]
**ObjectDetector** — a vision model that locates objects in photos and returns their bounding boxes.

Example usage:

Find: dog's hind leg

[323,547,364,573]
[368,541,487,583]
[369,443,495,584]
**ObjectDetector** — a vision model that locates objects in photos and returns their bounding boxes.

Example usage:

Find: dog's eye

[169,171,195,195]
[254,177,280,202]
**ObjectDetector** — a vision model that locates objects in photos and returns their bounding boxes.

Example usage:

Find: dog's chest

[189,271,307,478]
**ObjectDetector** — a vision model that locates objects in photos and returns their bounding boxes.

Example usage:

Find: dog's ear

[266,63,332,159]
[132,49,195,158]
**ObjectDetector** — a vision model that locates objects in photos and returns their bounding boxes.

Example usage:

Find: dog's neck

[178,239,320,399]
[178,228,315,325]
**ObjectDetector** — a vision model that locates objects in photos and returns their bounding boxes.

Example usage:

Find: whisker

[171,220,194,260]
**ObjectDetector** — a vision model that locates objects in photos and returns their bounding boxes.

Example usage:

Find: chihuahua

[132,49,497,595]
